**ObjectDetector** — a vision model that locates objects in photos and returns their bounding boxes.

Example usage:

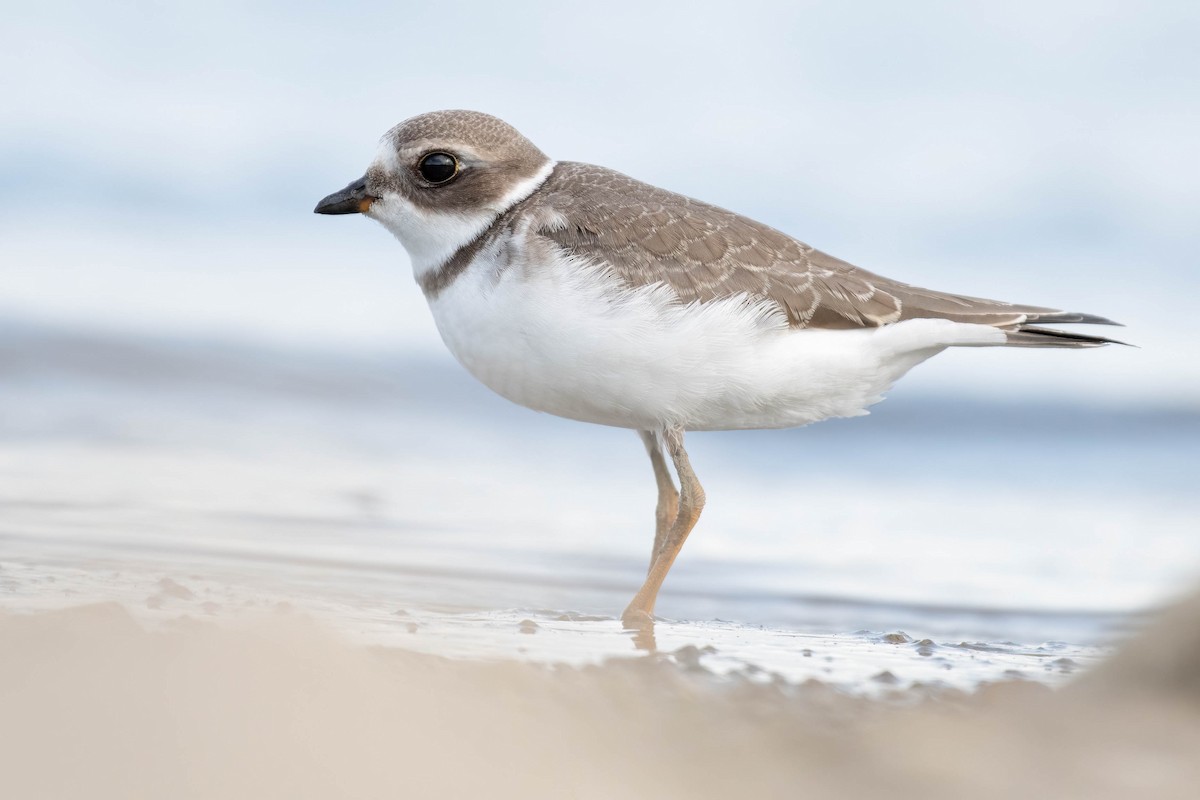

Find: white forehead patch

[372,138,404,173]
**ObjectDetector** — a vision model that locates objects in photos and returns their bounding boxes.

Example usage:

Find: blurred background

[2,2,1199,659]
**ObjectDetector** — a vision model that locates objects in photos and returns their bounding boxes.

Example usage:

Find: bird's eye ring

[417,152,459,185]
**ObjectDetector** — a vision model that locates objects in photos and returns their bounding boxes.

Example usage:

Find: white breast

[425,248,1006,432]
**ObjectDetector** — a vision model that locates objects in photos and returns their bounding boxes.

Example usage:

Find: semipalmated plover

[316,109,1121,630]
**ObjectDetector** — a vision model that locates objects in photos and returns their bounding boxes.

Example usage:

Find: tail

[995,311,1127,349]
[879,281,1129,348]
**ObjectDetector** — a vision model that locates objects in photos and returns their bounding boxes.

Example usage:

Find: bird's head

[315,109,552,276]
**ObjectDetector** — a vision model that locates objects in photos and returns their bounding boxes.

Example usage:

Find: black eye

[417,152,459,184]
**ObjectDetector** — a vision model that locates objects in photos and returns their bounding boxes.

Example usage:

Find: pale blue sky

[2,1,1197,406]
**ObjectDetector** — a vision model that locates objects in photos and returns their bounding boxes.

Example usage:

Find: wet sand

[0,557,1110,691]
[3,589,1199,799]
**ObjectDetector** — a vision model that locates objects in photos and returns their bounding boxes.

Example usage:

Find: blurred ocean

[4,315,1197,661]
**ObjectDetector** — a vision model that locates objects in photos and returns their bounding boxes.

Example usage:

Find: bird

[315,109,1122,631]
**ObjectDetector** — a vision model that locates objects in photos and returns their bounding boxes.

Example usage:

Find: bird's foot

[621,606,657,652]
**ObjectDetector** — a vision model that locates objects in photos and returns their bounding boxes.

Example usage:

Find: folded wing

[534,162,1123,348]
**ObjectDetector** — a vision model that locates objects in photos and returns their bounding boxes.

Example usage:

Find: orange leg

[638,430,679,574]
[622,427,705,629]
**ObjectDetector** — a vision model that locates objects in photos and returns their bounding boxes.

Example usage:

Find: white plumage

[431,245,1005,432]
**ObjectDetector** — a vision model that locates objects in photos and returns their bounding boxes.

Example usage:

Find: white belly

[426,256,1003,431]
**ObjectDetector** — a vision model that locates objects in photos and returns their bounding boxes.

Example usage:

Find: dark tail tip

[1006,325,1132,348]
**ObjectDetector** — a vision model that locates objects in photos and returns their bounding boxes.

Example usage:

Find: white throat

[368,159,556,281]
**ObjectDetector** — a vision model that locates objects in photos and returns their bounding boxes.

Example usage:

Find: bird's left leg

[638,429,679,575]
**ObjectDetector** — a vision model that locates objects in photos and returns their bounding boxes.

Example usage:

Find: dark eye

[417,152,458,184]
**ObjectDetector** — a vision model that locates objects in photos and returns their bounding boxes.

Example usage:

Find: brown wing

[533,162,1118,333]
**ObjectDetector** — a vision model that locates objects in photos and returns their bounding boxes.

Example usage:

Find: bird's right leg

[638,429,679,575]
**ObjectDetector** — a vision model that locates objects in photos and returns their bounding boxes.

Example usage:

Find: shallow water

[2,319,1198,692]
